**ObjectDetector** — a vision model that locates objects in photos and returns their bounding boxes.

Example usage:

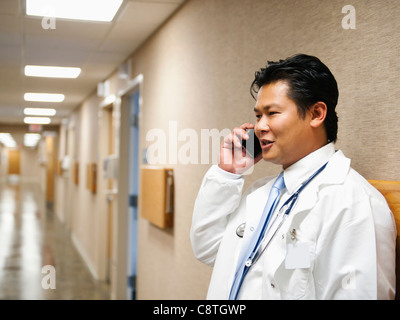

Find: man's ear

[309,102,327,128]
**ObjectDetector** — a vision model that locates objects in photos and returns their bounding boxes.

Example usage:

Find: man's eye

[269,111,278,116]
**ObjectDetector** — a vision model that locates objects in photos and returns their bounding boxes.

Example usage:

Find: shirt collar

[283,142,336,195]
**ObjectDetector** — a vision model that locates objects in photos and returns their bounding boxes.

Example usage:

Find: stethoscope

[235,161,328,267]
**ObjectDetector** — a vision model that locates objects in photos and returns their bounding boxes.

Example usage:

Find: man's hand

[218,123,262,174]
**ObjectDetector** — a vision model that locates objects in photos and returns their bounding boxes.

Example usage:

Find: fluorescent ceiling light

[24,93,65,103]
[24,133,41,148]
[25,65,81,78]
[24,108,56,116]
[26,0,123,22]
[0,133,17,148]
[24,117,51,125]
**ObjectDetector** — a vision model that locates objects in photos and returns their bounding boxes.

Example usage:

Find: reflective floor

[0,179,111,300]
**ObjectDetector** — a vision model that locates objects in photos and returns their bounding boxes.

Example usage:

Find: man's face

[254,81,315,169]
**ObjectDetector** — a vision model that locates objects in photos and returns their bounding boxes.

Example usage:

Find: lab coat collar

[242,146,351,280]
[279,147,351,219]
[245,144,350,235]
[283,143,336,195]
[320,149,351,186]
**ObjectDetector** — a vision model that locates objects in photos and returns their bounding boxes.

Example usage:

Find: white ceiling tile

[24,33,101,52]
[99,21,159,53]
[0,15,22,46]
[0,45,22,62]
[119,1,181,25]
[0,0,20,16]
[0,0,188,124]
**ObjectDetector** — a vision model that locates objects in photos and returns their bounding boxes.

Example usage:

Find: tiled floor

[0,179,111,300]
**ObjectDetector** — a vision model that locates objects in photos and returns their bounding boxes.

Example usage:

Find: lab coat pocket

[274,265,311,300]
[274,233,315,299]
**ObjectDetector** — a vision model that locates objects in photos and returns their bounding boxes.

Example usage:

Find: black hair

[250,54,339,143]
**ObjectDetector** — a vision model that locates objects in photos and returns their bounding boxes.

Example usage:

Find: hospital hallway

[0,0,398,301]
[0,177,110,300]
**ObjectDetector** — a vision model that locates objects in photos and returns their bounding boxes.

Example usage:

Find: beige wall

[57,0,400,299]
[69,95,104,279]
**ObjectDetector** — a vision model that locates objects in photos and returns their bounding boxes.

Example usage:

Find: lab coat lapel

[270,151,351,275]
[284,150,351,219]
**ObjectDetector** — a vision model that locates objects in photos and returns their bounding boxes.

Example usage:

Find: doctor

[190,54,396,300]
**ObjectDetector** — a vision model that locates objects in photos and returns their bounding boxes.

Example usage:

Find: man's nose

[255,116,270,135]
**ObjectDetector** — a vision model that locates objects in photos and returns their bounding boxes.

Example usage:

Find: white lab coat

[190,148,396,300]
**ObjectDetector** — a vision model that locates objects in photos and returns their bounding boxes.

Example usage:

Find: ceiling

[0,0,186,125]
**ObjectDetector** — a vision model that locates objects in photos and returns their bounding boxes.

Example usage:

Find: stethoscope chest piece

[236,222,246,238]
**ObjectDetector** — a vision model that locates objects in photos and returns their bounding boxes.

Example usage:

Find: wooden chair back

[368,180,400,300]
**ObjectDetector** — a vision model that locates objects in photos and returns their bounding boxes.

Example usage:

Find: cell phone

[242,129,262,158]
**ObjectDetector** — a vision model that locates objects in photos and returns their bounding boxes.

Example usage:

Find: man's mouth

[260,139,274,149]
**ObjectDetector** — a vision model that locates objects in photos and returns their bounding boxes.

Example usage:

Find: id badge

[285,242,310,269]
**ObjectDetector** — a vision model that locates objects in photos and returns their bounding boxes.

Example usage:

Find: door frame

[126,89,140,299]
[113,74,144,300]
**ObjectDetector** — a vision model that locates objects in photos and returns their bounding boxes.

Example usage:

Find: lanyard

[244,161,329,268]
